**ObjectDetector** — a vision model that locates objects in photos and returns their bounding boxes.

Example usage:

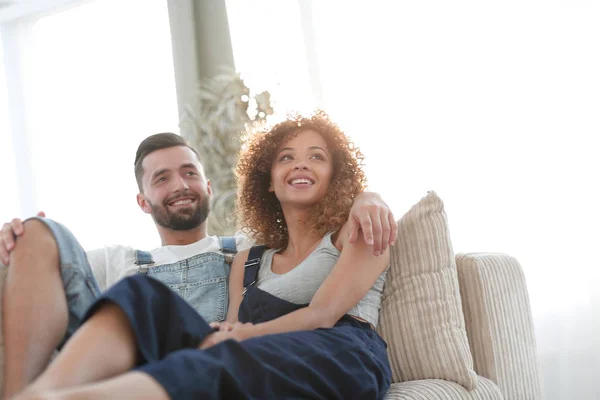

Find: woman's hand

[209,321,253,332]
[199,322,254,350]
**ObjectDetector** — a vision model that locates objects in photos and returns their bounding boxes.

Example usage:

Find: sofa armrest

[384,377,503,400]
[456,253,541,400]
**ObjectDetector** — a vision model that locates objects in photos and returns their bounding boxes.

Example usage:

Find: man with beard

[0,132,397,398]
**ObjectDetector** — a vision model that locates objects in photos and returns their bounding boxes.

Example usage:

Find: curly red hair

[236,111,366,249]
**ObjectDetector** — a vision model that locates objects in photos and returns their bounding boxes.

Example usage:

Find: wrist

[238,323,259,341]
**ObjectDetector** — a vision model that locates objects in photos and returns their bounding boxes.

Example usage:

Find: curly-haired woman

[15,112,391,400]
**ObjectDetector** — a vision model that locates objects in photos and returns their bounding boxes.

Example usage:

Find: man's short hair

[134,132,199,192]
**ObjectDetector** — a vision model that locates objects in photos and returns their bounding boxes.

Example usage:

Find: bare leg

[15,372,169,400]
[2,220,68,398]
[20,302,138,395]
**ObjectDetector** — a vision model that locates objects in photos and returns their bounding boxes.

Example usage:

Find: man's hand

[0,211,45,265]
[348,192,397,256]
[200,322,254,350]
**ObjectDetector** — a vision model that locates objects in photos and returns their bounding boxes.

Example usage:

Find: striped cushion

[383,377,502,399]
[377,191,478,390]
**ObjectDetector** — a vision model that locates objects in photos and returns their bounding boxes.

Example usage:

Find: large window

[1,0,178,249]
[0,31,20,223]
[225,0,316,116]
[225,1,600,398]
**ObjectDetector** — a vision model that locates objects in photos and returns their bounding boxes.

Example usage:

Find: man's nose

[174,176,190,191]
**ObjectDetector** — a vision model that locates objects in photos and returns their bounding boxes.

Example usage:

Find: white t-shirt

[86,235,251,291]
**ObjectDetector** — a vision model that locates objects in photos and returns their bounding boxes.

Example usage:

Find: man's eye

[156,177,167,183]
[186,171,198,176]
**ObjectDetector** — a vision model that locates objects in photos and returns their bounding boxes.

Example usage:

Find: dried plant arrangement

[180,68,273,235]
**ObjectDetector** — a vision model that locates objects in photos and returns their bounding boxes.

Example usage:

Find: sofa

[376,192,541,399]
[378,249,541,399]
[0,191,542,399]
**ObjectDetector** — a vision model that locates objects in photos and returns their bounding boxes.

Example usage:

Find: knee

[13,219,58,258]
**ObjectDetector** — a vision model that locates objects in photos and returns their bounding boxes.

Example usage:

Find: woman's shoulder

[233,245,272,264]
[232,248,252,265]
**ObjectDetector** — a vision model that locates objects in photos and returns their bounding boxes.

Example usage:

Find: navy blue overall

[82,245,392,400]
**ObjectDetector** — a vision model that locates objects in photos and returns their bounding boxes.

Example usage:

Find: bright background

[1,1,599,398]
[0,0,178,249]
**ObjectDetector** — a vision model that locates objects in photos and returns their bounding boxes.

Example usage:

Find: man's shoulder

[203,233,252,252]
[86,244,135,263]
[147,234,248,264]
[232,233,252,251]
[205,233,252,252]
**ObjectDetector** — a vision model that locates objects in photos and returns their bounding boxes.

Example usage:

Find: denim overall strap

[218,236,237,253]
[218,236,237,264]
[135,250,155,274]
[237,245,311,324]
[242,245,265,294]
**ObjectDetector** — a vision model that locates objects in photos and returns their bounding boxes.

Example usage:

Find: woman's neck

[281,208,322,258]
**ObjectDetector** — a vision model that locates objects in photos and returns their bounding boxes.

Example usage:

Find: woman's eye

[310,153,325,160]
[279,154,293,162]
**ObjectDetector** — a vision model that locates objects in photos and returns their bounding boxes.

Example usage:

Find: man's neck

[157,225,209,246]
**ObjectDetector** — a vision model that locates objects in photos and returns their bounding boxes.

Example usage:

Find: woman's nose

[294,161,309,170]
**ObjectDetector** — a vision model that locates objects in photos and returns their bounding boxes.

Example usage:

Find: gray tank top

[256,232,388,328]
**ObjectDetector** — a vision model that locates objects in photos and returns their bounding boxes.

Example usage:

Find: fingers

[209,321,250,333]
[199,322,253,350]
[369,210,383,256]
[355,206,396,256]
[358,213,374,247]
[379,209,391,254]
[221,322,234,332]
[378,208,398,253]
[1,219,23,265]
[0,224,10,265]
[348,197,396,256]
[347,218,359,244]
[388,212,398,246]
[11,218,24,237]
[198,333,217,350]
[232,321,252,330]
[210,321,234,332]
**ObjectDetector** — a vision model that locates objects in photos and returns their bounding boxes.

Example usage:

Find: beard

[150,193,210,231]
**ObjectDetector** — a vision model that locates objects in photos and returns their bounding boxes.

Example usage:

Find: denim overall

[83,245,391,400]
[133,236,237,323]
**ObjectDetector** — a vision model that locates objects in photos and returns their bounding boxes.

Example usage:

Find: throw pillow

[377,191,478,390]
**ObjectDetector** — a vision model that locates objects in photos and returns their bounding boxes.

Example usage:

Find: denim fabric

[138,252,230,323]
[26,217,101,348]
